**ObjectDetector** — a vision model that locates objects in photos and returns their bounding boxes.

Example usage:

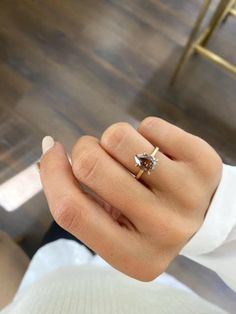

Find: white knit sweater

[2,165,236,314]
[1,266,229,314]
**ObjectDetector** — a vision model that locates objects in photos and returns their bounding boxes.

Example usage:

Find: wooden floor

[0,0,235,312]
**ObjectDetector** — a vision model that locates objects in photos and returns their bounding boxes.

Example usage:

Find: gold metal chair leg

[230,9,236,17]
[223,0,236,22]
[230,8,236,17]
[194,45,236,75]
[201,0,235,46]
[170,0,212,85]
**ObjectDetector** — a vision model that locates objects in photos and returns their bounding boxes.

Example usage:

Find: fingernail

[67,154,72,165]
[42,136,55,155]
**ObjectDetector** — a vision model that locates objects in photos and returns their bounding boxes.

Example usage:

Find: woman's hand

[40,117,222,281]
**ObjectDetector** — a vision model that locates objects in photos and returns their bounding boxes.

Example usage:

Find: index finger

[39,139,143,278]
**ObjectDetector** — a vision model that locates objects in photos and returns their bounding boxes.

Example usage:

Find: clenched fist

[40,117,223,281]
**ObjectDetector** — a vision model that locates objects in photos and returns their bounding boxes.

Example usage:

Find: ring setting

[134,146,159,179]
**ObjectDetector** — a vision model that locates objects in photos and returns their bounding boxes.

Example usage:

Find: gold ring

[134,146,159,180]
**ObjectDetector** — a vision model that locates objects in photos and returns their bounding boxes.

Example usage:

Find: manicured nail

[42,136,55,155]
[67,154,72,165]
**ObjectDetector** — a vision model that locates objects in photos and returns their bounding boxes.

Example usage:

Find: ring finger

[100,122,177,191]
[71,135,157,228]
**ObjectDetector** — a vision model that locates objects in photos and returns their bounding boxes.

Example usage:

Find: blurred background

[0,0,235,312]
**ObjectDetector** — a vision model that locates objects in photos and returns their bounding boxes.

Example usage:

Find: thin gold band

[135,146,159,180]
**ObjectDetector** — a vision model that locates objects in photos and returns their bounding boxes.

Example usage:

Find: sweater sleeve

[180,164,236,291]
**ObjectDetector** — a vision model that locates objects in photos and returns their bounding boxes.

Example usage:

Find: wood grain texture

[0,0,235,312]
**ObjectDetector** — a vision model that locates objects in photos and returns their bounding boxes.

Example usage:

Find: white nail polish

[42,136,55,155]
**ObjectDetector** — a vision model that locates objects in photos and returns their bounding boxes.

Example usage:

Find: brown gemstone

[134,153,157,173]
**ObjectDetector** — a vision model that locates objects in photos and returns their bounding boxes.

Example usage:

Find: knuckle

[53,196,85,233]
[101,122,131,151]
[191,136,223,178]
[52,197,76,230]
[72,135,100,182]
[139,116,160,132]
[72,149,100,182]
[72,135,97,157]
